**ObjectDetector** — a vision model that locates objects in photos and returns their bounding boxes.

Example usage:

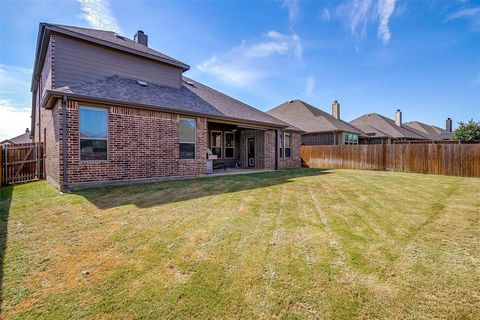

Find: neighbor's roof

[350,113,428,140]
[438,132,454,140]
[45,75,296,129]
[267,99,366,136]
[403,121,445,140]
[1,131,32,145]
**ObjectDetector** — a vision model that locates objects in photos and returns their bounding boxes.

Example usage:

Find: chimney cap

[396,109,401,112]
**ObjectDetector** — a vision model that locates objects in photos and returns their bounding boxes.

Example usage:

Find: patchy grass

[1,168,479,319]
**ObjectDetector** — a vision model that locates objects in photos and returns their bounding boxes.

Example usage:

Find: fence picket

[1,142,44,186]
[301,144,480,178]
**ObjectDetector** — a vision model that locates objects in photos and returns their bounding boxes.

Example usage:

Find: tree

[452,119,480,141]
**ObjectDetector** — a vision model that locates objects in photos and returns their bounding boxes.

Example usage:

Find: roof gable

[267,100,366,136]
[404,121,445,140]
[350,113,428,139]
[32,23,189,91]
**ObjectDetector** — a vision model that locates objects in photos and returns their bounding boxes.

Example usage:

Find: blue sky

[0,0,479,140]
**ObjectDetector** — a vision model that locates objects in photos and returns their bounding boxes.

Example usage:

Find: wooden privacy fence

[301,144,480,177]
[1,142,44,186]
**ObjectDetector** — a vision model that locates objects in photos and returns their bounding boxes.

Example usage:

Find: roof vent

[289,100,294,103]
[185,80,195,86]
[136,80,148,87]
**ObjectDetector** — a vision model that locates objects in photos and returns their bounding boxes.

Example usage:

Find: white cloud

[0,100,31,142]
[337,0,396,45]
[0,64,33,141]
[377,0,396,44]
[78,0,121,32]
[283,0,299,23]
[445,7,480,31]
[244,31,302,60]
[322,8,331,21]
[197,56,265,86]
[306,76,315,95]
[197,31,303,87]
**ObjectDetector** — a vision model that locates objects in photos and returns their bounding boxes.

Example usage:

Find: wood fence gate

[1,142,44,186]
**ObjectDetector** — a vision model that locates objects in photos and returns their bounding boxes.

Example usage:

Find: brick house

[267,99,367,145]
[31,23,302,190]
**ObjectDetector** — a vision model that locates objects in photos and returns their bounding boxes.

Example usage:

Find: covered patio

[206,120,279,171]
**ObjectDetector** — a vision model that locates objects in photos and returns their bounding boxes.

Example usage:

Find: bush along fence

[1,142,44,186]
[301,144,480,177]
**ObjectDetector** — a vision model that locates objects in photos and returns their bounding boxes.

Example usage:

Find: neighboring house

[267,99,367,145]
[438,118,455,140]
[31,23,302,190]
[0,129,33,145]
[350,110,429,144]
[403,120,448,140]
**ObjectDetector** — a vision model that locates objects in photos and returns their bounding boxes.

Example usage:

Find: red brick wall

[64,100,207,188]
[279,132,301,169]
[239,129,276,169]
[264,130,276,169]
[41,99,62,188]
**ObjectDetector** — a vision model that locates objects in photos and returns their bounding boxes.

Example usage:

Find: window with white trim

[79,106,108,161]
[211,130,222,158]
[284,132,291,157]
[224,131,235,159]
[179,118,196,159]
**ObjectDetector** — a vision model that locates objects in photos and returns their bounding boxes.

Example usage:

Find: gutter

[62,95,68,189]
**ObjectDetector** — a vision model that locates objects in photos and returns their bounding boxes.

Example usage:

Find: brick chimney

[134,30,148,46]
[332,100,340,119]
[446,117,452,132]
[395,109,402,126]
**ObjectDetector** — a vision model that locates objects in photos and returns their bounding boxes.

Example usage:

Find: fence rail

[301,144,480,177]
[1,142,44,186]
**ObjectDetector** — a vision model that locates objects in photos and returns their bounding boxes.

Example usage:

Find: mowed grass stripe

[1,168,478,319]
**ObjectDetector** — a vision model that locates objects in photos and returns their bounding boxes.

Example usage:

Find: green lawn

[1,169,479,319]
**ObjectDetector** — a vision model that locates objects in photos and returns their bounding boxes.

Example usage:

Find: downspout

[62,95,68,189]
[275,129,279,170]
[38,77,42,142]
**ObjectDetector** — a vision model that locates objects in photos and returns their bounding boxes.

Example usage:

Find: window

[284,132,291,157]
[80,106,108,161]
[211,131,222,158]
[279,132,284,157]
[343,133,358,145]
[179,118,196,159]
[224,131,235,159]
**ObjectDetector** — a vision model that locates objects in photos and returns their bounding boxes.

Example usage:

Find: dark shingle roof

[438,132,454,140]
[49,75,292,128]
[350,113,428,140]
[1,131,32,145]
[267,100,366,136]
[404,121,445,140]
[46,24,189,70]
[182,78,295,128]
